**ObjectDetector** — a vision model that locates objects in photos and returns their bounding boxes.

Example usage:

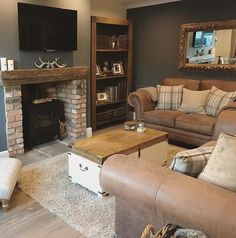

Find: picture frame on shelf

[96,65,102,76]
[112,61,124,75]
[97,91,108,103]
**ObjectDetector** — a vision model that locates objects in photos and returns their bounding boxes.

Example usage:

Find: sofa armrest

[100,154,170,211]
[128,90,155,120]
[213,108,236,140]
[219,101,236,112]
[100,154,236,238]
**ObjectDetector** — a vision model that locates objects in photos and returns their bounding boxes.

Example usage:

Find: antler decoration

[34,57,50,68]
[34,57,67,69]
[52,57,67,68]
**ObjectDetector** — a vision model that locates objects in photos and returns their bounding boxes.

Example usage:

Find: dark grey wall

[0,88,7,151]
[127,0,236,89]
[0,0,90,151]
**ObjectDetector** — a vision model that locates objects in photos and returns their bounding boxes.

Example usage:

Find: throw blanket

[141,224,209,238]
[138,86,158,102]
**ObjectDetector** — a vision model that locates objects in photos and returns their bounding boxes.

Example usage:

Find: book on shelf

[106,82,127,103]
[106,86,118,102]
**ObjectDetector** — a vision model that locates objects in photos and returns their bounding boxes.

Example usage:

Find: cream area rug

[18,145,184,238]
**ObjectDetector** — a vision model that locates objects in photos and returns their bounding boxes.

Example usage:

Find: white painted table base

[68,140,168,197]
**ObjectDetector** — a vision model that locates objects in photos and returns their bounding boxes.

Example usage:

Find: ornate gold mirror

[178,20,236,71]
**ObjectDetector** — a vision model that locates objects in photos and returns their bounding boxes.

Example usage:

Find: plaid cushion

[205,86,236,117]
[169,146,214,177]
[156,85,183,110]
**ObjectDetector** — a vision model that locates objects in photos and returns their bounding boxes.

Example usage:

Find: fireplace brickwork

[4,85,24,157]
[46,79,87,138]
[2,67,88,157]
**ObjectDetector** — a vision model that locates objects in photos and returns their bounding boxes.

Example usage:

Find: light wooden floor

[0,125,122,237]
[0,139,85,238]
[0,189,83,238]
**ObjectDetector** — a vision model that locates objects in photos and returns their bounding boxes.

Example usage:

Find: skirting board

[0,150,9,157]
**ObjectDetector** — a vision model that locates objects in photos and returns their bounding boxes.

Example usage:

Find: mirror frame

[178,20,236,71]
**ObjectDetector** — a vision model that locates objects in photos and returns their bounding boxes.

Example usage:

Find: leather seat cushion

[175,114,216,136]
[144,110,185,128]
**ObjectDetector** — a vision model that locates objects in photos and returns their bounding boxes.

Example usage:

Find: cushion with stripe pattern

[170,146,214,177]
[156,85,183,110]
[205,86,236,117]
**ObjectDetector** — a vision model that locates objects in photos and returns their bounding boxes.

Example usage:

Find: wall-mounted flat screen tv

[192,31,213,48]
[18,3,77,51]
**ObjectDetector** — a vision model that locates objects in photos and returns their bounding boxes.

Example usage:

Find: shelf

[96,49,128,52]
[91,16,132,131]
[1,67,89,86]
[96,75,127,80]
[96,115,126,127]
[96,100,126,107]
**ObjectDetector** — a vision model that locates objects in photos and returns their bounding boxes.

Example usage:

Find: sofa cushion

[205,86,236,117]
[170,146,214,177]
[199,133,236,191]
[156,85,183,110]
[144,110,185,128]
[178,88,210,114]
[175,114,216,136]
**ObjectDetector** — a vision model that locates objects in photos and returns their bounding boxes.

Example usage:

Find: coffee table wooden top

[69,128,168,165]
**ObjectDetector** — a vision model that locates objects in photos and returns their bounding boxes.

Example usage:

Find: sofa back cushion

[200,80,236,91]
[162,78,200,90]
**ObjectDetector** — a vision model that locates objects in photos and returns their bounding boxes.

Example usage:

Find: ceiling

[116,0,181,9]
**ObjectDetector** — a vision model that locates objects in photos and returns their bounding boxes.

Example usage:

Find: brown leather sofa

[100,144,236,238]
[128,78,236,146]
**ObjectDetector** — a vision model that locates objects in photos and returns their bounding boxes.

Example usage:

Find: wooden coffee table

[68,128,168,196]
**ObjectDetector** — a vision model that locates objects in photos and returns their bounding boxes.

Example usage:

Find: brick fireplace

[1,67,89,157]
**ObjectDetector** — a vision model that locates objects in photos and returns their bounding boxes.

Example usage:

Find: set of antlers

[34,57,67,69]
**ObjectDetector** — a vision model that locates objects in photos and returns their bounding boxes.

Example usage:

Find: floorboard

[0,189,83,238]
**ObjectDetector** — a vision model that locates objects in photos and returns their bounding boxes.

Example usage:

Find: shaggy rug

[18,145,184,238]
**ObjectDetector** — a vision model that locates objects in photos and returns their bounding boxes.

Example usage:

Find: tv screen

[18,3,77,51]
[192,31,213,48]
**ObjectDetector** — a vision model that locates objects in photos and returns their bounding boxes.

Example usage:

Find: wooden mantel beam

[0,66,89,86]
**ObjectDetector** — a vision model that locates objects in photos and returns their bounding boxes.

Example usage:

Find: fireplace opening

[22,84,65,149]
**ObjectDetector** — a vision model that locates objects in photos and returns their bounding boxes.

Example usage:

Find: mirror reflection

[186,29,236,65]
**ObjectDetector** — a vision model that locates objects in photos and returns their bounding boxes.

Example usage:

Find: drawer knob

[79,163,88,172]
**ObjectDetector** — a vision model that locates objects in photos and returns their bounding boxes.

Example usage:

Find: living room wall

[0,0,90,151]
[91,0,126,19]
[127,0,236,89]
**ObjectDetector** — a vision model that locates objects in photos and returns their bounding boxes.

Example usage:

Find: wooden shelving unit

[91,16,133,130]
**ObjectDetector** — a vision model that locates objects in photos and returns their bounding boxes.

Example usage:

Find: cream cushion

[179,88,210,114]
[0,158,22,200]
[199,133,236,191]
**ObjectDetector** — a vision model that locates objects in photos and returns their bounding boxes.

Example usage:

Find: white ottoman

[0,158,22,211]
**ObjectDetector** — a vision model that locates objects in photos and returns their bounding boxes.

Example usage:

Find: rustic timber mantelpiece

[1,66,89,157]
[0,66,89,86]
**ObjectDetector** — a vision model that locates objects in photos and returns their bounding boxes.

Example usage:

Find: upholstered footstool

[0,158,22,211]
